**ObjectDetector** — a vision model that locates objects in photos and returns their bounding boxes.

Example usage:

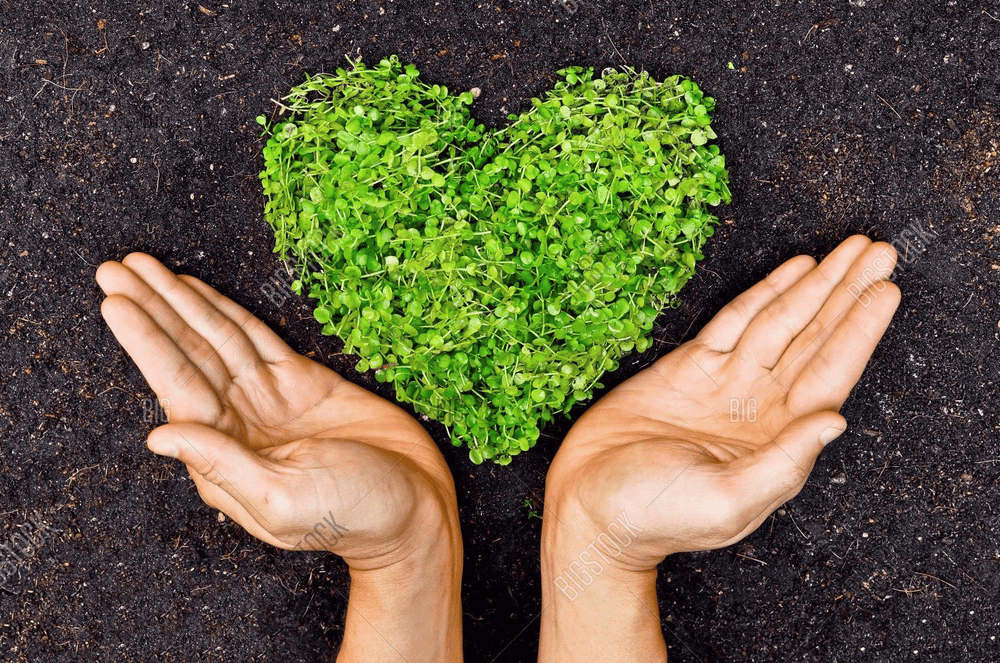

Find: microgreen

[258,55,730,465]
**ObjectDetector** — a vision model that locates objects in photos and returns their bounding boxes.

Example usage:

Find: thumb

[147,423,270,495]
[743,411,848,502]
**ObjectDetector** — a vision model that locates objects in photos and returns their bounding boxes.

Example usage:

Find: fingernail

[148,439,179,458]
[819,427,846,446]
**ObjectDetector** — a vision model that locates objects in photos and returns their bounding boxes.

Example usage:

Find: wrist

[350,489,462,585]
[541,495,657,601]
[339,484,463,662]
[539,493,665,663]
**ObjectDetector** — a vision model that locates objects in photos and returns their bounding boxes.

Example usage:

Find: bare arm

[97,253,464,662]
[540,236,900,662]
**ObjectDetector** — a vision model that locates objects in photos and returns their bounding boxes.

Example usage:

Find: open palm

[545,236,901,567]
[97,253,457,568]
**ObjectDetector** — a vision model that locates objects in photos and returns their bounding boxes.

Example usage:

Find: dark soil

[1,0,998,661]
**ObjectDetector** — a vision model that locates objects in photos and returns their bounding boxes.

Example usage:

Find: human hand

[97,254,463,662]
[545,235,900,566]
[97,253,458,567]
[539,236,900,662]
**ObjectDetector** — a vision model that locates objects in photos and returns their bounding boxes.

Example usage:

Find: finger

[97,261,231,393]
[179,274,292,363]
[696,254,817,353]
[734,410,847,515]
[120,253,263,378]
[148,423,283,542]
[772,242,897,384]
[185,468,287,548]
[101,295,223,422]
[787,280,900,414]
[735,235,873,368]
[722,477,821,550]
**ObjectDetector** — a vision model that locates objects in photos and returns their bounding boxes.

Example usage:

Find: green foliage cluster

[258,55,730,465]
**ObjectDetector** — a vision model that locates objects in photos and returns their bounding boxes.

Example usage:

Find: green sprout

[258,55,730,465]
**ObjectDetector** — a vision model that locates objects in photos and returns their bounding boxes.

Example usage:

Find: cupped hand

[544,235,901,568]
[96,254,459,570]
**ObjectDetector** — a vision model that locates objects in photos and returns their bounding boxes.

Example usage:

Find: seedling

[258,55,730,465]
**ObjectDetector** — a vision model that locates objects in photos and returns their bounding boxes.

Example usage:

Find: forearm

[539,514,666,663]
[337,507,464,662]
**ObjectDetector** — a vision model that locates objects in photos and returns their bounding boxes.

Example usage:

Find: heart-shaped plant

[258,55,730,464]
